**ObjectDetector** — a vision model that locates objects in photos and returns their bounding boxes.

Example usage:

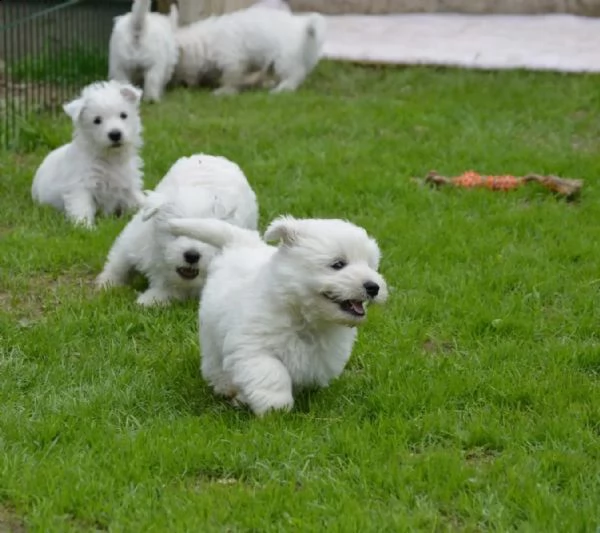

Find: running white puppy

[173,7,326,94]
[97,154,258,306]
[31,80,145,228]
[109,0,179,102]
[168,216,388,415]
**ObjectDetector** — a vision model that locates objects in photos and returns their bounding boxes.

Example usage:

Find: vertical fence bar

[1,0,120,149]
[14,1,22,146]
[57,0,63,107]
[7,2,15,149]
[50,1,56,114]
[44,1,50,114]
[32,1,38,116]
[37,1,44,114]
[1,3,7,148]
[67,0,73,100]
[22,2,29,129]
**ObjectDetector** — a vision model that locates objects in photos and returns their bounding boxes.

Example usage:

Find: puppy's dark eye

[93,116,102,125]
[330,260,347,270]
[120,112,127,120]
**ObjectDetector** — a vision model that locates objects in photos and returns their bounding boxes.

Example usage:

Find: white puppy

[168,215,388,416]
[97,154,258,306]
[173,7,326,94]
[109,0,179,102]
[31,80,145,228]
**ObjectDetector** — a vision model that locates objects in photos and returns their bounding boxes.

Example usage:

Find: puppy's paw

[142,95,160,104]
[248,390,294,417]
[73,217,95,229]
[136,289,171,307]
[213,86,239,96]
[95,272,125,290]
[128,190,146,209]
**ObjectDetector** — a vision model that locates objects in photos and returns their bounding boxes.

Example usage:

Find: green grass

[10,48,108,85]
[2,62,600,531]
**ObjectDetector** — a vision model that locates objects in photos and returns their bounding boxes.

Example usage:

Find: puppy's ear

[120,84,143,105]
[141,191,166,221]
[264,215,299,246]
[63,98,84,121]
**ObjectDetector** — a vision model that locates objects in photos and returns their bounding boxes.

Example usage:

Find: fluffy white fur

[173,7,326,94]
[97,154,258,306]
[168,216,388,416]
[31,80,145,228]
[109,0,179,102]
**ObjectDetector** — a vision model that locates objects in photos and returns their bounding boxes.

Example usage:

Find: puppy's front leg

[96,243,133,290]
[109,63,130,85]
[114,188,145,217]
[64,191,96,228]
[143,66,165,103]
[128,188,146,210]
[213,66,245,96]
[136,285,173,307]
[232,355,294,416]
[271,70,306,94]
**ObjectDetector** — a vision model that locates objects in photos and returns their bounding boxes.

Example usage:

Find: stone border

[161,0,257,24]
[288,0,600,16]
[162,0,600,21]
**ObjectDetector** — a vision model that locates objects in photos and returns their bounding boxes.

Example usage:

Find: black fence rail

[0,0,129,149]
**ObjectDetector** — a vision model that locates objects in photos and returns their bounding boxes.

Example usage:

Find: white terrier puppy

[109,0,179,102]
[173,7,326,94]
[31,80,145,228]
[168,216,388,416]
[97,154,258,306]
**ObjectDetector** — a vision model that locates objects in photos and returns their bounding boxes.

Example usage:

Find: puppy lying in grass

[97,154,258,306]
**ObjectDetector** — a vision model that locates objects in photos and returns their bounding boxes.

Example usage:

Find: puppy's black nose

[108,130,122,142]
[183,250,200,264]
[364,281,379,297]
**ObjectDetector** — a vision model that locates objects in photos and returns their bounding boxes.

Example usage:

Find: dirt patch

[464,448,499,466]
[422,337,454,355]
[0,504,26,533]
[2,269,96,322]
[64,514,108,532]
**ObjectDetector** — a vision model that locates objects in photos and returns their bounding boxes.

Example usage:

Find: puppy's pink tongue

[350,300,365,315]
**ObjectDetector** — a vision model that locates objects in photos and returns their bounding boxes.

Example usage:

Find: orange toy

[423,171,582,201]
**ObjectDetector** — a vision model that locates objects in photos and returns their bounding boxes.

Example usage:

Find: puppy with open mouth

[96,154,258,306]
[169,215,388,416]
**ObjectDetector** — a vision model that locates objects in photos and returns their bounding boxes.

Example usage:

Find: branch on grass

[417,170,583,201]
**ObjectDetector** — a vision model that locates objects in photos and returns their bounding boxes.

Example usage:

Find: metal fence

[0,0,130,149]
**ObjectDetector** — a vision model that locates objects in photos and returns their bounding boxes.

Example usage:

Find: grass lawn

[2,62,600,531]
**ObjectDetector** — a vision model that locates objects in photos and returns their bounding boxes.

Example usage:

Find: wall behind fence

[0,0,130,150]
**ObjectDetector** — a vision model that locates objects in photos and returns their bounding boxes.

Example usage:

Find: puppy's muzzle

[183,250,200,264]
[176,250,201,279]
[322,280,382,318]
[363,281,379,298]
[108,129,122,146]
[322,293,366,317]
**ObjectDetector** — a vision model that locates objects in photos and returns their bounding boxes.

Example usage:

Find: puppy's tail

[168,218,262,250]
[302,13,326,72]
[130,0,151,40]
[168,2,179,30]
